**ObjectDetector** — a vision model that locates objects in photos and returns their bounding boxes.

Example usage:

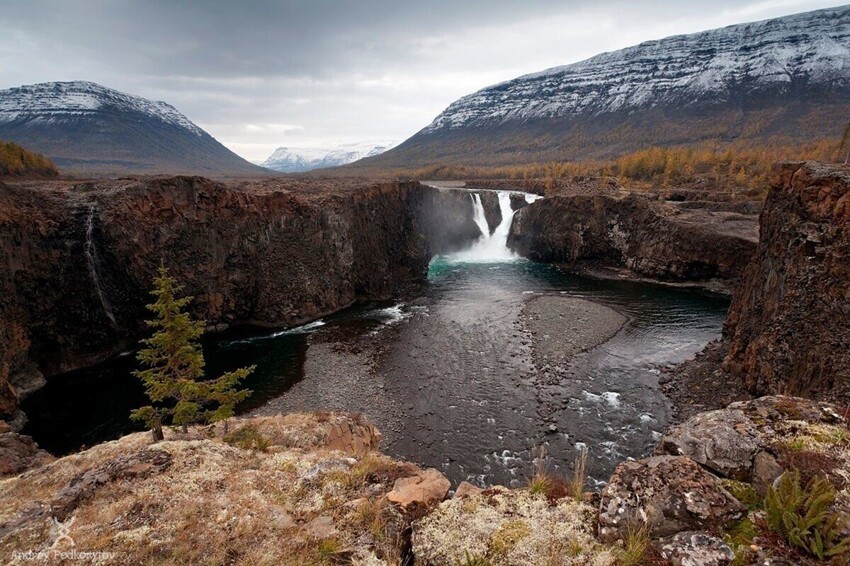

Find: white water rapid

[447,191,523,262]
[84,205,118,328]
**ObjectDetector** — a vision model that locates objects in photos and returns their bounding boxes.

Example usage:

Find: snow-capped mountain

[0,81,267,176]
[262,142,395,172]
[364,6,850,169]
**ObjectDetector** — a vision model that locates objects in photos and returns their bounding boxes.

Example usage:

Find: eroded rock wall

[0,177,431,424]
[508,191,758,283]
[723,162,850,402]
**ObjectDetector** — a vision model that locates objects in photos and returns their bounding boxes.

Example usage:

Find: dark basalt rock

[0,177,433,422]
[723,162,850,404]
[508,189,758,285]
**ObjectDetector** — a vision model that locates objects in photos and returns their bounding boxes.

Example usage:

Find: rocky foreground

[1,396,847,565]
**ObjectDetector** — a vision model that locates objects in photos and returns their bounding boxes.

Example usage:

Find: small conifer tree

[131,265,253,440]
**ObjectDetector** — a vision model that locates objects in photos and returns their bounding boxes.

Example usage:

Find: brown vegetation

[400,139,840,195]
[0,140,58,177]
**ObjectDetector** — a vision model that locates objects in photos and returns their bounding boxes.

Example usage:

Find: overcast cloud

[0,0,844,161]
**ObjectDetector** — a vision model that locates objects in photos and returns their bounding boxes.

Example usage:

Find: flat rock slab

[387,468,450,510]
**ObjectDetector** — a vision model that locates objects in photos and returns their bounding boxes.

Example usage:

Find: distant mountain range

[356,6,850,170]
[0,81,267,176]
[261,142,395,172]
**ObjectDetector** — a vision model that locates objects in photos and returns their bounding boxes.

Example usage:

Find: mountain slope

[359,6,850,170]
[262,142,394,172]
[0,81,268,176]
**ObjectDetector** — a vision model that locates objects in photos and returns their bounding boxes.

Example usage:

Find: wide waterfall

[448,191,523,262]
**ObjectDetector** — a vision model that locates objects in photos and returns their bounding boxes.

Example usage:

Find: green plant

[490,519,531,556]
[131,265,254,439]
[723,517,759,566]
[525,445,570,501]
[527,472,553,495]
[455,550,491,566]
[764,469,850,560]
[316,538,347,564]
[720,479,761,510]
[782,437,807,452]
[616,523,651,566]
[223,425,271,451]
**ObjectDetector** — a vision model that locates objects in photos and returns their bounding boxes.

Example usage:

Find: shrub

[223,425,271,452]
[764,469,850,560]
[773,443,843,489]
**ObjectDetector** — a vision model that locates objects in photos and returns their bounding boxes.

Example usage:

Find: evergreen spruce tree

[131,266,253,440]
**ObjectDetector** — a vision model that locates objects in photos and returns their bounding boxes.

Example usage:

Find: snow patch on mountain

[0,81,205,136]
[422,6,850,133]
[262,142,396,172]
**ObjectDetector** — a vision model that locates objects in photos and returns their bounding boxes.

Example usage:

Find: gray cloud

[0,0,843,161]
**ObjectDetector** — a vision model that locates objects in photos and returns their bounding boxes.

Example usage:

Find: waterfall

[84,205,118,328]
[451,191,521,262]
[470,193,491,236]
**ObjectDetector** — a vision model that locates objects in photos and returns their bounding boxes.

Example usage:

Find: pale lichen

[413,488,616,565]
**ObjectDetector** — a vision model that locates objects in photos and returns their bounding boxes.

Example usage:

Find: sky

[0,0,844,162]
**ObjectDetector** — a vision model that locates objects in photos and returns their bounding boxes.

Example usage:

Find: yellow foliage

[0,140,58,177]
[402,139,842,192]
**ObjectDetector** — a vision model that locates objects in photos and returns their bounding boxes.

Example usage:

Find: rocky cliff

[724,162,850,403]
[507,184,759,287]
[0,177,431,426]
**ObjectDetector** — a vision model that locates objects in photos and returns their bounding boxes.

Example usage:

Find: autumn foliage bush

[0,140,58,177]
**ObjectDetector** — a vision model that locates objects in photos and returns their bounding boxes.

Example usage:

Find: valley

[1,4,849,564]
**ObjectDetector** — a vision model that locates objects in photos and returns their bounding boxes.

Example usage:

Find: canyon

[0,174,761,431]
[1,161,848,564]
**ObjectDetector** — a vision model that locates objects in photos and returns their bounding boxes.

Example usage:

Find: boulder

[653,408,761,480]
[657,531,735,566]
[751,451,784,496]
[323,418,382,454]
[304,515,337,539]
[598,456,745,543]
[655,396,849,491]
[454,481,483,498]
[0,431,53,477]
[386,468,450,510]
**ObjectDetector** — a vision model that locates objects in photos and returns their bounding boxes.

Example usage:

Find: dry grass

[525,446,590,504]
[0,413,409,565]
[615,523,652,566]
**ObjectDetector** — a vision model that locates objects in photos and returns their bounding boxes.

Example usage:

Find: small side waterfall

[452,191,520,262]
[84,205,118,328]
